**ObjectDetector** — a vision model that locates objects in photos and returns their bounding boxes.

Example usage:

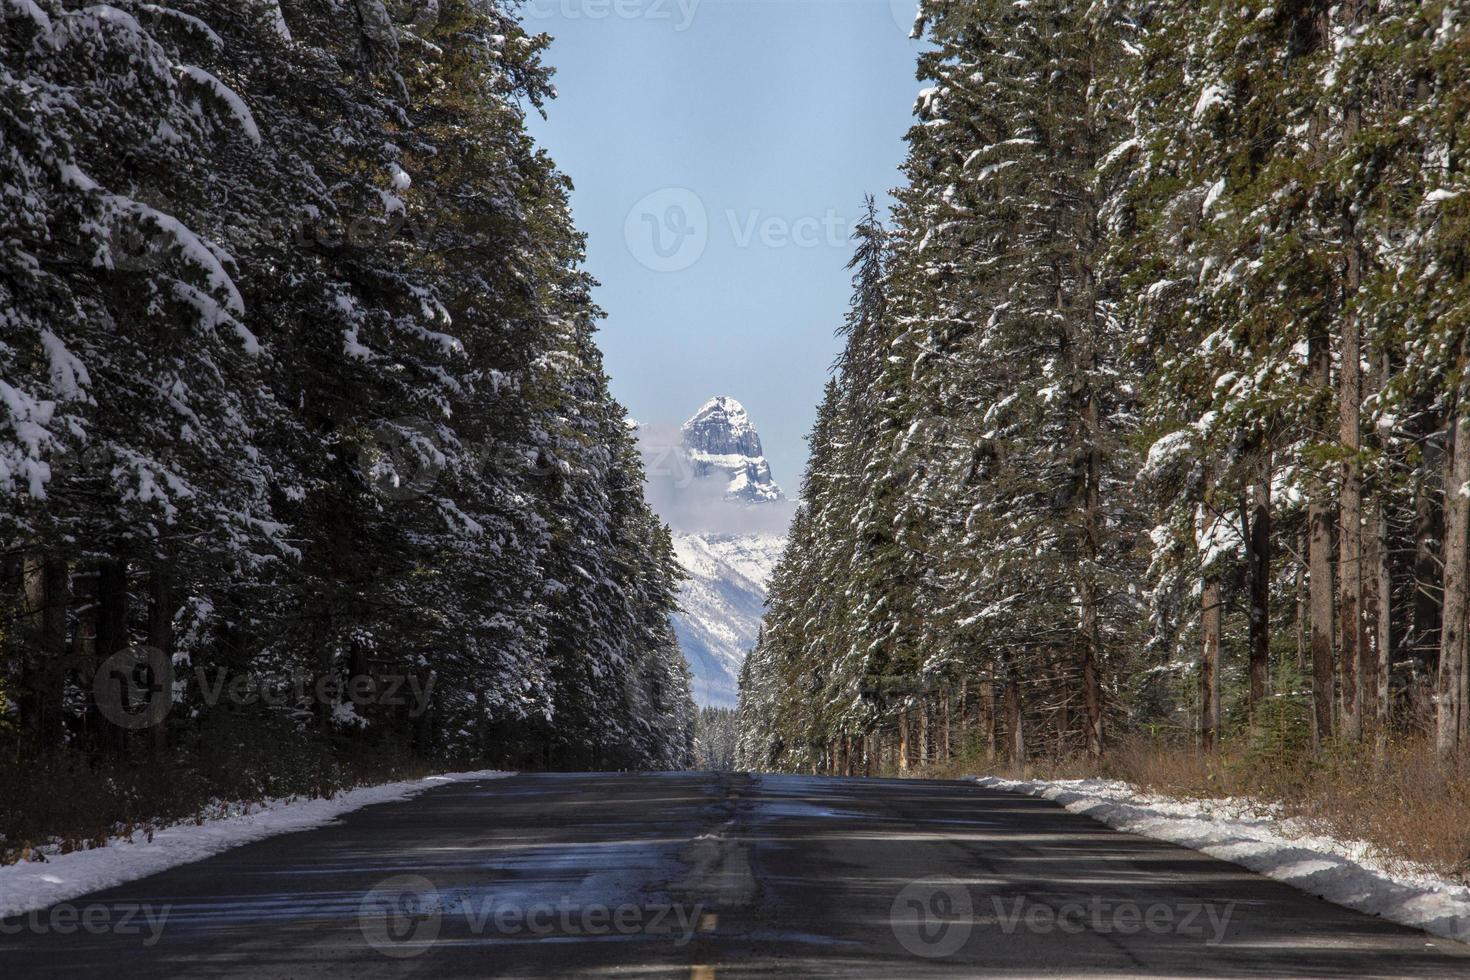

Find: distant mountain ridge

[636,396,792,707]
[670,531,787,706]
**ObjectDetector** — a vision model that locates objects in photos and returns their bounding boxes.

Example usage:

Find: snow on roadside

[972,776,1470,945]
[0,770,511,919]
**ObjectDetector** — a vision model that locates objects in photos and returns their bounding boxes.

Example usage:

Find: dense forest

[0,0,694,808]
[692,705,738,770]
[739,0,1470,774]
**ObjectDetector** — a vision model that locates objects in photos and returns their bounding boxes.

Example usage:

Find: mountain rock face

[670,531,787,706]
[680,396,785,504]
[637,397,792,707]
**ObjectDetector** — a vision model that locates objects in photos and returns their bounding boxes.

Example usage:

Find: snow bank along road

[0,773,1466,977]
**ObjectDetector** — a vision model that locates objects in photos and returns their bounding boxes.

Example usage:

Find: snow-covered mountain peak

[682,396,760,456]
[634,396,794,707]
[680,395,785,504]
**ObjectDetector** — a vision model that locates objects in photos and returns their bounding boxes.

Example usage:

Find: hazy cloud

[635,421,798,536]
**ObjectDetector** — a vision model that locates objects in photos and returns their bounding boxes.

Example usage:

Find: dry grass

[923,736,1470,883]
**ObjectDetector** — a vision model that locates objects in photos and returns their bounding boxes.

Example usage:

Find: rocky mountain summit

[636,397,793,707]
[680,396,785,504]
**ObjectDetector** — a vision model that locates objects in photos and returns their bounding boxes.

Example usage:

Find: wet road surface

[1,771,1465,977]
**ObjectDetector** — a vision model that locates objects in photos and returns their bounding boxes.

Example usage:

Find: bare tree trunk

[1372,499,1392,758]
[917,699,930,769]
[1414,457,1445,675]
[1339,270,1365,740]
[897,711,911,775]
[982,680,997,764]
[1309,332,1338,745]
[1200,497,1223,751]
[1004,673,1025,768]
[1201,568,1222,751]
[941,691,952,765]
[1364,510,1381,737]
[1296,529,1308,673]
[1247,461,1272,728]
[23,555,69,752]
[1438,404,1470,755]
[96,558,129,755]
[1080,395,1105,762]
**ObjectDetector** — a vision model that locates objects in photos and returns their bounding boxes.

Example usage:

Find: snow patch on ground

[0,770,511,919]
[973,776,1470,945]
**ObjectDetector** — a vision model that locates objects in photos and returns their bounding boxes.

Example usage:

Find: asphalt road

[1,771,1465,977]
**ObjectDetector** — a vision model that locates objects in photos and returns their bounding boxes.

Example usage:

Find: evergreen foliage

[739,0,1470,772]
[1,0,692,775]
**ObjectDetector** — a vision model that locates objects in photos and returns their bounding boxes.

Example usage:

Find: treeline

[738,0,1470,773]
[693,706,738,770]
[1,0,693,779]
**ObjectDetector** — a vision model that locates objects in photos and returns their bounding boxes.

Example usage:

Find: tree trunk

[982,680,997,764]
[1339,272,1364,740]
[23,555,69,751]
[1247,462,1272,727]
[941,691,951,765]
[1201,566,1222,751]
[917,699,930,768]
[1372,498,1392,758]
[1080,393,1105,762]
[1004,673,1025,768]
[1414,465,1445,673]
[96,558,129,755]
[1295,529,1308,672]
[1437,404,1470,755]
[1309,331,1338,745]
[897,711,911,775]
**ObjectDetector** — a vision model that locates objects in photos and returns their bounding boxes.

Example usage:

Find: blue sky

[525,0,924,493]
